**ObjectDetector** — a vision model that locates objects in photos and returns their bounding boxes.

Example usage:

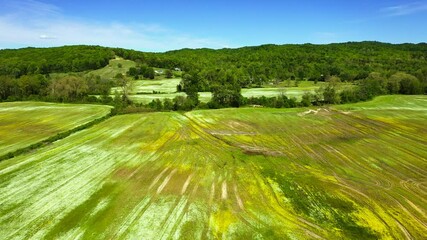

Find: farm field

[110,78,182,95]
[122,81,331,104]
[0,102,112,155]
[242,87,310,100]
[0,95,426,239]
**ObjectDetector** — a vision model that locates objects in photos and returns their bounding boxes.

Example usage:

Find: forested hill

[115,41,427,84]
[1,42,427,84]
[0,45,114,77]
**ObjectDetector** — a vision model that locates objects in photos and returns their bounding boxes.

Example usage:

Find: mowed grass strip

[0,95,426,239]
[0,102,112,155]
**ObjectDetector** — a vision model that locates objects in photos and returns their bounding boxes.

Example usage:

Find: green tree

[114,73,133,102]
[0,75,15,100]
[18,74,47,97]
[149,99,163,111]
[386,75,401,94]
[323,84,340,104]
[143,67,155,79]
[389,72,423,95]
[340,89,359,103]
[358,73,386,100]
[297,67,305,80]
[165,69,173,78]
[181,72,200,107]
[127,67,138,77]
[301,92,313,107]
[163,98,173,110]
[49,75,88,102]
[210,71,242,107]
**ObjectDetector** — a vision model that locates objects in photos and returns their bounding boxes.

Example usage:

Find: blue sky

[0,0,426,51]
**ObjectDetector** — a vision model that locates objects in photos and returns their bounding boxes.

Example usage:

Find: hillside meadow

[0,95,426,239]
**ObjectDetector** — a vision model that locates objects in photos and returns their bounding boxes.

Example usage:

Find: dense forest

[118,41,427,86]
[0,45,114,77]
[0,42,426,110]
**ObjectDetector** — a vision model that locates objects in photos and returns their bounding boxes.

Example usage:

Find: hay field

[0,102,112,155]
[0,95,426,239]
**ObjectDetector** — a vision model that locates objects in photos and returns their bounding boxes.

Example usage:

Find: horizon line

[1,40,427,53]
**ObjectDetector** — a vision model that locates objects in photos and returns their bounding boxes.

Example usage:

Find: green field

[0,102,112,155]
[130,78,181,94]
[121,81,336,104]
[88,58,136,80]
[111,78,181,94]
[0,95,426,239]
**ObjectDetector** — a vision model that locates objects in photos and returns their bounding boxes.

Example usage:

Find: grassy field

[111,78,181,95]
[0,102,112,155]
[244,81,354,100]
[0,95,425,239]
[132,78,181,94]
[123,80,353,104]
[88,58,136,80]
[123,83,326,104]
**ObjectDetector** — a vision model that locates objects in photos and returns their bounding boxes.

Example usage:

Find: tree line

[115,41,427,90]
[0,74,113,103]
[0,42,426,112]
[2,42,427,87]
[138,70,424,112]
[115,42,427,92]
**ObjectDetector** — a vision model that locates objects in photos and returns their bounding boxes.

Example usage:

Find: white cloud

[39,34,57,40]
[381,2,427,16]
[0,0,229,51]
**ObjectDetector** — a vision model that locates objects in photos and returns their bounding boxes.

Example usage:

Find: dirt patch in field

[298,108,331,117]
[241,145,283,157]
[161,170,193,196]
[207,130,257,136]
[226,120,251,128]
[233,184,244,210]
[221,181,228,200]
[224,119,259,131]
[156,169,177,194]
[114,167,137,179]
[340,111,352,115]
[111,165,174,195]
[149,167,170,190]
[181,174,194,195]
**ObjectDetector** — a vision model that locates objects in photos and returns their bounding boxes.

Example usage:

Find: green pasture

[263,79,323,88]
[120,82,325,104]
[0,102,111,155]
[88,58,136,80]
[125,87,314,104]
[241,87,310,100]
[0,95,426,239]
[112,78,181,94]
